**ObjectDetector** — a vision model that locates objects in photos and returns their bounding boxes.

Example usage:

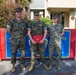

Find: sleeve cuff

[44,27,47,30]
[62,29,64,32]
[6,25,11,29]
[27,28,31,31]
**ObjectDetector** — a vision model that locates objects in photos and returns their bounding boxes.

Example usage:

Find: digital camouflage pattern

[48,24,64,61]
[28,20,47,36]
[28,20,47,64]
[30,43,46,64]
[7,18,28,64]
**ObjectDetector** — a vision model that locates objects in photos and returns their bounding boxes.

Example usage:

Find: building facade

[30,0,76,29]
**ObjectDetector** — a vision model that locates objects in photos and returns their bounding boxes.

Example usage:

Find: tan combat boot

[49,61,53,70]
[43,64,49,70]
[21,64,26,71]
[56,61,60,70]
[11,64,15,72]
[28,62,35,71]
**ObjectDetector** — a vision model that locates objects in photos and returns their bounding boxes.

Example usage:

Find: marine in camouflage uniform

[28,10,49,71]
[6,7,28,72]
[48,15,64,70]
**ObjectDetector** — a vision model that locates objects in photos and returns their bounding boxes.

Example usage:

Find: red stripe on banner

[0,28,6,59]
[74,29,76,59]
[0,30,1,60]
[70,29,76,58]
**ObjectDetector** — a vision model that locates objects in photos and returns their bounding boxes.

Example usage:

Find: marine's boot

[21,64,26,71]
[49,61,53,70]
[56,61,60,70]
[11,64,15,72]
[43,64,49,70]
[29,62,35,71]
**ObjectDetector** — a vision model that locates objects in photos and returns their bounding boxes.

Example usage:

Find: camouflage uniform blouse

[6,18,28,43]
[48,24,64,43]
[28,20,47,36]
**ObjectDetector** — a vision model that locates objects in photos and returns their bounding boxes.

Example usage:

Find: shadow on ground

[0,59,76,75]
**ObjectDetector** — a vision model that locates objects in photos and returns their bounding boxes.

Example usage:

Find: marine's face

[34,16,39,21]
[15,12,22,18]
[52,18,58,23]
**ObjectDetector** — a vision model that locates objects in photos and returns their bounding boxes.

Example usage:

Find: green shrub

[40,17,52,26]
[0,0,32,28]
[0,1,16,28]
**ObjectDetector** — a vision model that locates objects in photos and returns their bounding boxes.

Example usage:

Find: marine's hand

[31,40,37,44]
[39,39,44,43]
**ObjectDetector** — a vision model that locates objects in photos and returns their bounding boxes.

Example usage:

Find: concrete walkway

[0,59,76,75]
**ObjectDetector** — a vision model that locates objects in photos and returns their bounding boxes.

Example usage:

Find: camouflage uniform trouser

[30,42,46,64]
[49,41,61,62]
[10,37,26,64]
